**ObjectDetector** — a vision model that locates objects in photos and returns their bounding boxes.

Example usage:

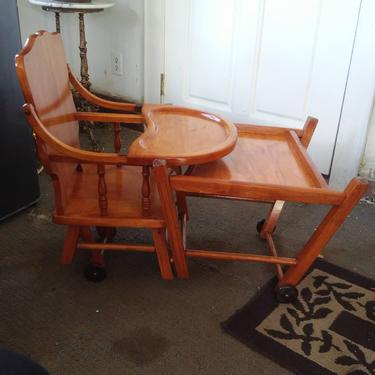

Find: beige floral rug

[222,260,375,375]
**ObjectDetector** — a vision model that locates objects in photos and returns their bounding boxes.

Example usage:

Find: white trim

[329,0,375,189]
[144,0,165,103]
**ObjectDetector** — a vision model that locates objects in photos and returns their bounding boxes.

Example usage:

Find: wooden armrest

[68,65,142,113]
[23,104,149,166]
[75,111,145,124]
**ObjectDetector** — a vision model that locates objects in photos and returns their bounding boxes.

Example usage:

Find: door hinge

[160,73,165,103]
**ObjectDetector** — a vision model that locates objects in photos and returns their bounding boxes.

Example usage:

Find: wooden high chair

[15,31,173,281]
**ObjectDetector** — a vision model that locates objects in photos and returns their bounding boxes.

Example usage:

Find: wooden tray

[128,105,238,166]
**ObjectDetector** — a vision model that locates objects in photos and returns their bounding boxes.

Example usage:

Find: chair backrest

[15,31,81,212]
[15,30,79,149]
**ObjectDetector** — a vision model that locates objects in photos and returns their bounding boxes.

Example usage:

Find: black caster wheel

[84,263,107,282]
[96,227,117,241]
[256,219,276,234]
[256,219,266,234]
[276,285,298,303]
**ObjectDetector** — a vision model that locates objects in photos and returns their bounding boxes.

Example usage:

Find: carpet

[222,259,375,375]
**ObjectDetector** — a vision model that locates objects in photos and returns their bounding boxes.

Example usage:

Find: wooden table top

[128,105,238,166]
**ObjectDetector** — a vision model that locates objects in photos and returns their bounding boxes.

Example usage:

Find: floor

[0,127,374,375]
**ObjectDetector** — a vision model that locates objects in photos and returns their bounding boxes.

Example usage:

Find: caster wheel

[256,219,276,234]
[96,227,117,241]
[256,219,266,234]
[276,285,298,303]
[84,263,107,282]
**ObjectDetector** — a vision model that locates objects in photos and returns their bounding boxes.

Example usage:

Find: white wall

[360,106,375,180]
[17,0,144,102]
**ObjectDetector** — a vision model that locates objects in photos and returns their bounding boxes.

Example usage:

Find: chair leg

[260,200,285,238]
[81,226,105,267]
[153,161,189,279]
[279,178,368,287]
[176,192,189,221]
[152,228,174,280]
[60,226,80,264]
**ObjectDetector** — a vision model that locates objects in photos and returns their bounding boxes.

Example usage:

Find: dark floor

[0,127,374,375]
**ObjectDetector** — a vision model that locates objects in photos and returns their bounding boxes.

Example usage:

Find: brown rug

[222,259,375,375]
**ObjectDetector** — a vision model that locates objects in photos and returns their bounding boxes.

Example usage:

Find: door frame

[144,0,375,189]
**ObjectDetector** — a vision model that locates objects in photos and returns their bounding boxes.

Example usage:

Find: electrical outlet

[111,52,123,76]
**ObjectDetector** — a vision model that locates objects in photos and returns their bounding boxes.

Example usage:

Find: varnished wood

[61,226,80,264]
[171,176,345,205]
[142,166,151,216]
[301,116,318,148]
[260,200,285,238]
[15,31,80,149]
[74,111,144,124]
[191,129,324,188]
[287,130,328,188]
[80,226,105,266]
[185,249,297,266]
[159,116,367,289]
[129,105,238,166]
[77,243,155,252]
[15,31,173,280]
[265,233,284,280]
[113,124,121,154]
[97,164,108,216]
[68,66,142,113]
[153,160,189,278]
[152,229,174,280]
[279,178,368,287]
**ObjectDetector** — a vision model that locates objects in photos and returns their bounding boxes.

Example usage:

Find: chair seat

[53,164,164,227]
[192,128,321,189]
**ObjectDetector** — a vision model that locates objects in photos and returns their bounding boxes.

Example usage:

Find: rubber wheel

[256,219,276,234]
[84,263,107,282]
[256,219,266,233]
[96,227,117,241]
[276,285,299,303]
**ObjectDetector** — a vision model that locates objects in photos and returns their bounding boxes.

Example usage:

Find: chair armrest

[68,65,142,113]
[75,111,145,124]
[23,104,148,166]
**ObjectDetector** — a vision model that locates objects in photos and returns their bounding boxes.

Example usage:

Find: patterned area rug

[222,260,375,375]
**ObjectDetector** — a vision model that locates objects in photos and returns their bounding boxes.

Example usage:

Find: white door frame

[144,0,375,189]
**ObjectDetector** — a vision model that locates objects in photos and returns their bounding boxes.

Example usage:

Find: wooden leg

[61,226,80,264]
[279,178,368,287]
[152,229,174,280]
[153,161,189,279]
[82,226,105,266]
[176,192,189,221]
[260,200,285,238]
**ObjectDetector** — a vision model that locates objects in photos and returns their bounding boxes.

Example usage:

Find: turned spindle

[114,124,121,153]
[97,164,108,216]
[142,166,151,216]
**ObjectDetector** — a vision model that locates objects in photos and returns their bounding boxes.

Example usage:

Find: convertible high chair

[154,118,368,302]
[15,31,173,281]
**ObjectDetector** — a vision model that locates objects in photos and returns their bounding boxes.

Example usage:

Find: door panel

[164,0,361,174]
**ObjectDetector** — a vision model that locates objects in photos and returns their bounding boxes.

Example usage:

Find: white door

[161,0,361,174]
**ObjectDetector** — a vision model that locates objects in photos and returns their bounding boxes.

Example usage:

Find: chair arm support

[75,111,145,124]
[68,65,142,113]
[23,103,149,166]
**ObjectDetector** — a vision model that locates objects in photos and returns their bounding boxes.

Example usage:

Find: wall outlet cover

[111,52,123,76]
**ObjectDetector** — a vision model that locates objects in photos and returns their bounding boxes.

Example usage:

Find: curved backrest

[15,30,79,149]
